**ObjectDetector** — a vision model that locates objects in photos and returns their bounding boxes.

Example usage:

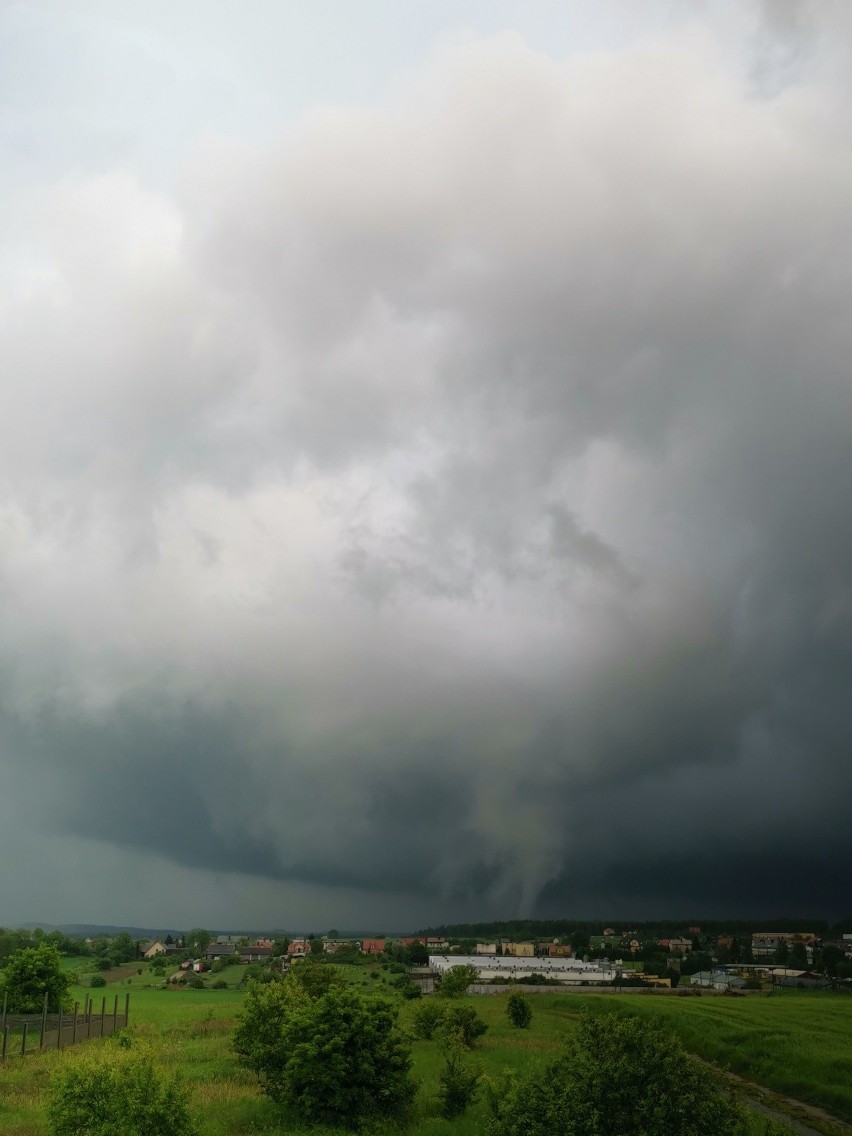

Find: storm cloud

[1,2,851,928]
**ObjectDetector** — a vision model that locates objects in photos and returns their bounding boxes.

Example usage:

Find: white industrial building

[429,954,620,985]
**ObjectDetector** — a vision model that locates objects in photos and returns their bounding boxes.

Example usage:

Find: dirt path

[700,1061,852,1136]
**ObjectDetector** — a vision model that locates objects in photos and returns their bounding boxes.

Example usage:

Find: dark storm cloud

[2,9,852,925]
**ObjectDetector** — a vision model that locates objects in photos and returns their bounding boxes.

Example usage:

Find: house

[141,940,167,959]
[548,944,573,957]
[686,970,746,991]
[425,937,448,951]
[361,939,386,955]
[241,946,273,963]
[751,933,817,960]
[204,943,237,961]
[771,968,829,989]
[476,943,497,955]
[602,928,615,937]
[659,938,692,954]
[504,942,535,957]
[287,939,310,957]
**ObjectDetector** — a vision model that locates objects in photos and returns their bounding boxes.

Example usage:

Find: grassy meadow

[1,963,849,1136]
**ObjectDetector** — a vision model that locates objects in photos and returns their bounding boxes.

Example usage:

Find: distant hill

[16,922,408,939]
[17,923,184,939]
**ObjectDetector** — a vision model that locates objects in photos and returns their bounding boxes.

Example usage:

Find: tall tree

[0,944,72,1013]
[186,929,212,956]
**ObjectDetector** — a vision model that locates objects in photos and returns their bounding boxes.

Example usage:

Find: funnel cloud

[1,1,851,929]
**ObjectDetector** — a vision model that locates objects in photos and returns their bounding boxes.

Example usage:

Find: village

[131,925,852,993]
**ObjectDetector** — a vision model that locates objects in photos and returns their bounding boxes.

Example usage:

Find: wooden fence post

[100,997,106,1037]
[124,992,130,1026]
[2,1024,7,1060]
[72,1002,78,1044]
[1,991,6,1036]
[40,991,48,1050]
[57,1008,62,1050]
[21,1022,28,1057]
[112,994,118,1033]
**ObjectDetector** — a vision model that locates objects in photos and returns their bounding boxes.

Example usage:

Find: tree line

[419,916,845,939]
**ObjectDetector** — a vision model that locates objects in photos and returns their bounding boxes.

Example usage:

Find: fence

[0,992,130,1059]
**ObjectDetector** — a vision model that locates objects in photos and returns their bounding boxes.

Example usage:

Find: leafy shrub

[506,992,532,1029]
[438,1046,482,1118]
[438,964,480,997]
[488,1012,748,1136]
[188,976,205,989]
[90,975,106,988]
[212,979,228,990]
[0,944,72,1012]
[48,1051,196,1136]
[403,982,422,999]
[288,959,345,999]
[411,999,446,1039]
[442,1004,488,1049]
[234,978,416,1126]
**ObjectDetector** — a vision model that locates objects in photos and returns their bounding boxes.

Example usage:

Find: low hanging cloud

[2,18,852,925]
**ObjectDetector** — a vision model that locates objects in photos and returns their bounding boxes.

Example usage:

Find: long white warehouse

[429,954,621,985]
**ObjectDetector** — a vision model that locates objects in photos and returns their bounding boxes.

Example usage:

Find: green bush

[442,1004,488,1049]
[212,979,228,990]
[0,944,72,1012]
[438,964,480,997]
[48,1052,196,1136]
[411,999,446,1039]
[90,975,106,988]
[506,992,532,1029]
[234,978,416,1126]
[288,958,345,999]
[438,1046,482,1118]
[488,1012,748,1136]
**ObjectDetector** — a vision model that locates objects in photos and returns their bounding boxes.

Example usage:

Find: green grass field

[551,991,852,1122]
[2,975,847,1136]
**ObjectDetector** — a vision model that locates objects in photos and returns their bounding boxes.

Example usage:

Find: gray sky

[1,0,850,932]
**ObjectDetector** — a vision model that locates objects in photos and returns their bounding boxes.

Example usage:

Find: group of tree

[422,917,839,940]
[488,1011,749,1136]
[233,969,416,1128]
[0,927,89,965]
[0,943,73,1012]
[384,939,430,966]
